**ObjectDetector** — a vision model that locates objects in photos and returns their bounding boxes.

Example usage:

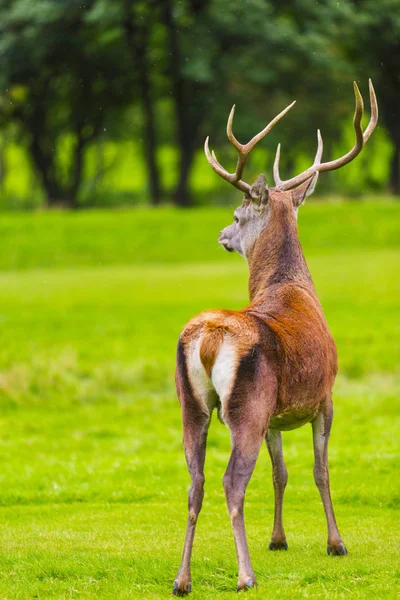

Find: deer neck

[248,200,313,303]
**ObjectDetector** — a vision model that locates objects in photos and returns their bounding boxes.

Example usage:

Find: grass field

[0,201,399,598]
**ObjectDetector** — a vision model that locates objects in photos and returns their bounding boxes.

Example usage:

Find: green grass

[0,200,399,269]
[0,201,399,598]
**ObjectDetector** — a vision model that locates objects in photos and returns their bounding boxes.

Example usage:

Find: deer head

[206,81,378,260]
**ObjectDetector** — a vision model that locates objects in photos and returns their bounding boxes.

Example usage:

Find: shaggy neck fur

[248,197,313,302]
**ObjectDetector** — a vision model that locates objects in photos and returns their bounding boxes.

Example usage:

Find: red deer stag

[173,81,378,596]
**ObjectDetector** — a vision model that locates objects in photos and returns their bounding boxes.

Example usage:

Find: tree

[0,0,393,208]
[347,0,400,193]
[122,0,163,206]
[0,0,135,207]
[157,0,354,205]
[161,0,212,207]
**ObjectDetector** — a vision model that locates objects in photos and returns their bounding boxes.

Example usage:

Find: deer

[173,80,378,596]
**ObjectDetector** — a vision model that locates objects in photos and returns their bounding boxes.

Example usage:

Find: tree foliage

[0,0,134,207]
[346,0,400,192]
[0,0,398,207]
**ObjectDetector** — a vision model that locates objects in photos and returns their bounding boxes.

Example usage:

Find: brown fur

[173,187,346,596]
[173,82,378,590]
[243,192,337,418]
[199,324,226,377]
[180,308,260,378]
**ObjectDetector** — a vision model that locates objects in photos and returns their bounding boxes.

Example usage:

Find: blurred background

[0,2,399,599]
[0,0,399,209]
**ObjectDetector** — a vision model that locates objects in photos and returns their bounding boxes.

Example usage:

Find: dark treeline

[0,0,399,208]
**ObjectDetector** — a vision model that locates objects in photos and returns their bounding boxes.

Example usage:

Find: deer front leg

[312,404,347,556]
[266,429,288,550]
[173,416,210,596]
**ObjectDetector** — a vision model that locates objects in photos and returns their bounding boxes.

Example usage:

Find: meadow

[0,200,399,599]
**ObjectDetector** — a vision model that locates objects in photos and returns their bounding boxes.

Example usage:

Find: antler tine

[204,100,296,194]
[273,143,282,186]
[315,128,323,164]
[227,102,296,183]
[277,80,377,191]
[226,105,241,151]
[363,78,378,142]
[274,129,323,188]
[306,129,324,192]
[274,129,324,187]
[204,136,250,193]
[227,102,297,153]
[211,149,224,171]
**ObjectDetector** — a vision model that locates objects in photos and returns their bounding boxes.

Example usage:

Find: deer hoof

[237,577,257,592]
[327,543,348,556]
[173,580,192,596]
[269,540,288,551]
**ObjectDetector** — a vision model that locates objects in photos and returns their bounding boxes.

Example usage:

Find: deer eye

[234,215,239,223]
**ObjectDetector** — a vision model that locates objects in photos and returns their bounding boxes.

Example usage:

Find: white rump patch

[187,336,215,413]
[211,340,237,421]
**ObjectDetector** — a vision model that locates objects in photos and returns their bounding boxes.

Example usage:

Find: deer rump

[183,298,336,432]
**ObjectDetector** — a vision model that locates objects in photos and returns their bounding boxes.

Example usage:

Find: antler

[274,129,324,187]
[273,79,378,190]
[204,101,296,194]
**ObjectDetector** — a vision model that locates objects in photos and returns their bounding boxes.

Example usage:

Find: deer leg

[266,429,288,550]
[173,414,210,596]
[312,404,347,556]
[223,428,264,592]
[220,350,277,591]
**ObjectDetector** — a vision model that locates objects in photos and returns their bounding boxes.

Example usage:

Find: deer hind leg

[266,429,288,550]
[221,352,277,591]
[312,403,347,556]
[173,340,214,596]
[173,414,210,596]
[223,430,264,591]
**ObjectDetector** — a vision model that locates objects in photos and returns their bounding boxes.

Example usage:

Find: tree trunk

[123,1,162,206]
[163,0,197,207]
[138,56,161,206]
[390,143,400,195]
[0,135,6,193]
[68,129,84,208]
[175,140,196,207]
[29,134,58,207]
[29,124,80,209]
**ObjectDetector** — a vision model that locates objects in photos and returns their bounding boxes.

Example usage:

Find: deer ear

[249,174,269,204]
[292,173,319,207]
